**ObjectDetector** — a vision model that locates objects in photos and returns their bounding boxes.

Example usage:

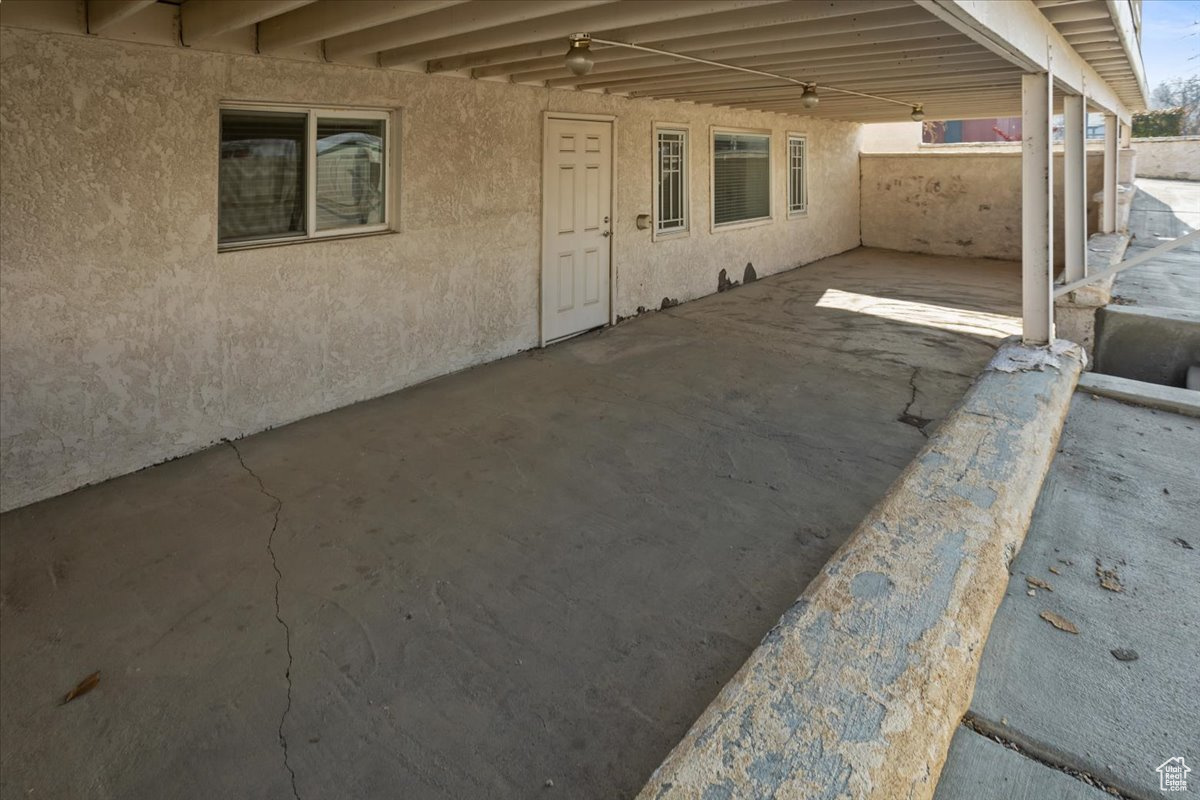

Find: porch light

[800,84,819,109]
[565,33,593,76]
[911,105,925,122]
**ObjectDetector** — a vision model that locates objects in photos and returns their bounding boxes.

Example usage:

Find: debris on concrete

[1025,576,1053,592]
[1173,537,1193,550]
[1049,566,1061,575]
[61,671,100,705]
[991,338,1085,374]
[1040,611,1079,634]
[1095,565,1124,593]
[1027,589,1036,597]
[1110,649,1138,662]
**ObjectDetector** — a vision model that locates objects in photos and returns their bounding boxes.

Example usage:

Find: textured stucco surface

[0,26,861,511]
[639,339,1085,800]
[861,151,1105,264]
[1132,136,1200,181]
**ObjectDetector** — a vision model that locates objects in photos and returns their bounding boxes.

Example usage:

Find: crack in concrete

[898,367,933,437]
[226,440,300,800]
[961,714,1134,799]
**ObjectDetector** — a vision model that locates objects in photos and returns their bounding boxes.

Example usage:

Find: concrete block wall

[0,26,861,511]
[1131,136,1200,181]
[860,149,1111,264]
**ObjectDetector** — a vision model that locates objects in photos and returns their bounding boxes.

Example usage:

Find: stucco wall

[0,27,861,511]
[860,121,922,153]
[860,150,1107,263]
[1131,136,1200,181]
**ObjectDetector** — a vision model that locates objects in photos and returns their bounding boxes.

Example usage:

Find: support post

[1063,95,1088,283]
[1102,113,1118,233]
[1022,72,1054,345]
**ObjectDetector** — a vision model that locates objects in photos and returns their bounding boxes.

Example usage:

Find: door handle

[602,230,611,237]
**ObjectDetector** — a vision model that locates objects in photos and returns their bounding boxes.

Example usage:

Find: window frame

[218,102,395,251]
[709,126,774,233]
[652,122,690,241]
[786,132,808,218]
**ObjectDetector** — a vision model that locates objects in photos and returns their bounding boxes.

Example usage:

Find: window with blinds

[219,106,390,248]
[712,131,771,227]
[788,135,807,216]
[655,128,688,236]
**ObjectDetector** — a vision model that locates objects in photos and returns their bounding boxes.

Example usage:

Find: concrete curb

[1077,372,1200,418]
[638,339,1086,800]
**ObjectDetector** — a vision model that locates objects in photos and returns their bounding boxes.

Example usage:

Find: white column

[1102,113,1118,233]
[1022,72,1054,346]
[1063,95,1088,283]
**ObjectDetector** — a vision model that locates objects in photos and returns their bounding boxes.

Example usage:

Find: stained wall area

[0,27,861,511]
[1132,136,1200,181]
[860,149,1109,263]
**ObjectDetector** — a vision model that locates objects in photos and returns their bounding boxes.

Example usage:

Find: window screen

[788,135,807,215]
[219,110,306,244]
[713,132,770,226]
[656,129,687,234]
[316,118,386,231]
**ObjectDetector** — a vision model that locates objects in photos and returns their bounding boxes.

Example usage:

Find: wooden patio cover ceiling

[94,0,1146,122]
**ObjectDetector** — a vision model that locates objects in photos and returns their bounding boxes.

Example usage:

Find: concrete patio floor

[0,247,1021,800]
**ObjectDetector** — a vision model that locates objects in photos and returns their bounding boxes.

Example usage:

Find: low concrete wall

[1132,136,1200,181]
[861,149,1116,264]
[639,339,1086,800]
[1077,372,1200,418]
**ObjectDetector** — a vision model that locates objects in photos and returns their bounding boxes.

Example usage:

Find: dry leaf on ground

[1026,576,1054,591]
[1040,611,1079,634]
[62,671,100,705]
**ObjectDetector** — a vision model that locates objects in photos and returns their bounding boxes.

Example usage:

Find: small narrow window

[219,106,390,248]
[712,131,771,227]
[788,135,807,216]
[655,128,688,236]
[219,109,307,244]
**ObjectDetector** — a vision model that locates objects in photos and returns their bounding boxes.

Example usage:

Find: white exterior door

[542,117,612,343]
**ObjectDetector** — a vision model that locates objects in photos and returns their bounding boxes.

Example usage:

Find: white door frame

[540,111,617,346]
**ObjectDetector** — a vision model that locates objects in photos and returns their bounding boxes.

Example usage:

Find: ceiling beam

[537,45,991,88]
[581,56,1013,95]
[1104,0,1147,108]
[325,0,609,61]
[381,0,787,68]
[86,0,156,34]
[914,0,1136,117]
[180,0,314,45]
[431,10,950,73]
[1039,3,1113,24]
[477,27,973,81]
[258,0,465,52]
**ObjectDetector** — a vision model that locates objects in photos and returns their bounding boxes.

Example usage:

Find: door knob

[602,230,611,237]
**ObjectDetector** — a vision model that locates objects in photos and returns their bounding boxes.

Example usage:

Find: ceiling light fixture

[564,35,921,116]
[564,33,593,76]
